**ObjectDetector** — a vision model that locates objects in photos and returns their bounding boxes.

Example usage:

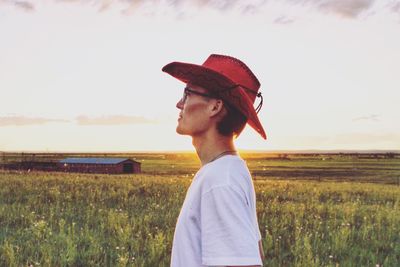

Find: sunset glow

[1,0,399,152]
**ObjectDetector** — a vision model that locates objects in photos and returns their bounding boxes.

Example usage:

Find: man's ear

[209,99,225,118]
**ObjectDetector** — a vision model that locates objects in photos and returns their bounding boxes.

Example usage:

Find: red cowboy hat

[162,54,267,139]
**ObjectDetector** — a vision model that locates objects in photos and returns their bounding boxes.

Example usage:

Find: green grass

[0,173,185,267]
[0,154,399,266]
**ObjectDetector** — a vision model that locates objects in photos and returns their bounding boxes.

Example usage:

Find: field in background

[1,152,400,184]
[0,153,399,266]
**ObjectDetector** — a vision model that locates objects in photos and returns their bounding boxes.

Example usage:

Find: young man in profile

[162,54,266,267]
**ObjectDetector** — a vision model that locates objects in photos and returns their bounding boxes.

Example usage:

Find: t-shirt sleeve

[200,185,262,266]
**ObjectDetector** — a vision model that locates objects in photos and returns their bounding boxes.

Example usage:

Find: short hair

[195,86,247,138]
[216,102,247,138]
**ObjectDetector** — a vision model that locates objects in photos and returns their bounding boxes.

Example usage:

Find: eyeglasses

[181,87,215,104]
[178,84,263,114]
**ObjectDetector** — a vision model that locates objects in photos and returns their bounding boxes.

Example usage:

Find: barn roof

[59,158,133,165]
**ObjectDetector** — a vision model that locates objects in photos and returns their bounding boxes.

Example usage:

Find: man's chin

[176,126,189,136]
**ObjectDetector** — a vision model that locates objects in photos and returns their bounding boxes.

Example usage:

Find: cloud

[390,1,400,13]
[241,4,258,15]
[274,15,295,24]
[352,114,380,122]
[2,0,398,20]
[14,0,34,11]
[0,115,158,126]
[209,0,240,11]
[76,115,157,126]
[98,0,115,13]
[0,116,69,126]
[1,0,35,12]
[317,0,375,18]
[193,0,376,18]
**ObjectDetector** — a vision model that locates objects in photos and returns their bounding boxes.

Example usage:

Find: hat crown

[202,54,261,102]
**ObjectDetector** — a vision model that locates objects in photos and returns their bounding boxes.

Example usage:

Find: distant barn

[58,158,141,174]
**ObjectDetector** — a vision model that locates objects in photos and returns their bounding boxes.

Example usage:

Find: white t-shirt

[170,155,262,267]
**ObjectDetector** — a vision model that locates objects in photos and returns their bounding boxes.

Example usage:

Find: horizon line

[1,149,400,154]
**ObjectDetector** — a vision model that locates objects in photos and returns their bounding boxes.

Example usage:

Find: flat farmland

[0,153,399,266]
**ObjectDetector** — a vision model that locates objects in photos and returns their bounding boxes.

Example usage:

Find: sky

[0,0,399,152]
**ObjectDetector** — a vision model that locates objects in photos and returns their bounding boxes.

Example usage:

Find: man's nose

[176,98,184,109]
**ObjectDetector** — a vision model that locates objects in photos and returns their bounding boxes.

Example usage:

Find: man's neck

[192,132,236,166]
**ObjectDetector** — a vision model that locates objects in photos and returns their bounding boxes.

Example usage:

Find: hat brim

[162,61,267,139]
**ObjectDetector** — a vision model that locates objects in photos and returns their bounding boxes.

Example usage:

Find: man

[162,54,266,267]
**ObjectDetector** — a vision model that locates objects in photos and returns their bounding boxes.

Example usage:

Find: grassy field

[0,153,399,266]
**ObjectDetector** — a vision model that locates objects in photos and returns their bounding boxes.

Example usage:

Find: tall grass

[255,179,399,266]
[0,170,399,266]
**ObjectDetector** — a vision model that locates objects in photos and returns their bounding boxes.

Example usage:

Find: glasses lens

[182,90,187,103]
[182,87,216,104]
[184,91,187,102]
